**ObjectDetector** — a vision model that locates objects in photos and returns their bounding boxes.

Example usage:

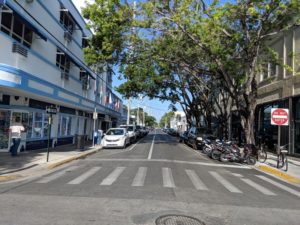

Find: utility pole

[127,97,131,125]
[143,106,146,126]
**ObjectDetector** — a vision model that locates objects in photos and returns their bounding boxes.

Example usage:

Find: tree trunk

[240,103,256,144]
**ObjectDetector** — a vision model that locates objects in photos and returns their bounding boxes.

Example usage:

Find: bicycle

[277,144,288,171]
[257,136,267,163]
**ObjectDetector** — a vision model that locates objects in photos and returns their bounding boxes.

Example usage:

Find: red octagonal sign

[271,108,289,126]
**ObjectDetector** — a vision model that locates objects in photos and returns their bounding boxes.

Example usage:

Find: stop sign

[271,108,289,126]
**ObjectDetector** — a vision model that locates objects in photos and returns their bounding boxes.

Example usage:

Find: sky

[72,0,177,122]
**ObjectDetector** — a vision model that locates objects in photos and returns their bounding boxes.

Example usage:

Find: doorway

[0,110,11,152]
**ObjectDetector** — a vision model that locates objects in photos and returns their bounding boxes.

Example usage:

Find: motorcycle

[210,140,232,160]
[219,143,257,165]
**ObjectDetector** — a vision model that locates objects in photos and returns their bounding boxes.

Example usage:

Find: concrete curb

[256,164,300,184]
[46,148,102,169]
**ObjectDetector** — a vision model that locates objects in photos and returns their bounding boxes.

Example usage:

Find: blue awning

[5,1,47,41]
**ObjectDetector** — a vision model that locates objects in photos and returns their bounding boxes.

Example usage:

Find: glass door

[0,110,11,152]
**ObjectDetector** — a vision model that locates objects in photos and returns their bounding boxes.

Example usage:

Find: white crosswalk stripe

[36,166,80,184]
[162,167,176,188]
[241,178,276,196]
[100,167,126,186]
[209,171,242,193]
[35,165,300,198]
[185,169,208,190]
[256,175,300,198]
[68,167,101,185]
[132,167,147,187]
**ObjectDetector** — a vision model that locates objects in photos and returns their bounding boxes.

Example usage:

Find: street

[1,129,300,225]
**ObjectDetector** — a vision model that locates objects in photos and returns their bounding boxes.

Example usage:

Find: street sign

[271,108,289,126]
[46,106,57,114]
[93,112,98,120]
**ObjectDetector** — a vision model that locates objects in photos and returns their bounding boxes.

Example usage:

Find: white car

[102,128,130,149]
[119,125,136,143]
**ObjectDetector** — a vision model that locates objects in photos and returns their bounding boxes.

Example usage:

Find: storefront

[256,98,300,155]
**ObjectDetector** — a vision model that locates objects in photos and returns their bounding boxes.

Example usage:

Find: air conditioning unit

[12,42,28,57]
[64,31,72,42]
[61,72,69,80]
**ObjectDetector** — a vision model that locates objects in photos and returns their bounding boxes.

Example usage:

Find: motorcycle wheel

[247,156,257,165]
[220,153,229,162]
[211,150,221,160]
[203,146,210,155]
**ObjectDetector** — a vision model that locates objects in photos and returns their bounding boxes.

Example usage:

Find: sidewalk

[0,142,102,182]
[255,152,300,186]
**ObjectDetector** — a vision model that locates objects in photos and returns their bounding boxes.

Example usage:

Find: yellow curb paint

[0,175,22,182]
[47,149,100,169]
[258,165,300,184]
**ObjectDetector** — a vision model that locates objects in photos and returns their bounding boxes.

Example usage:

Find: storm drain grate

[155,215,205,225]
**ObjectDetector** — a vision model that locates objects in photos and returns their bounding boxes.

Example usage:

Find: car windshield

[106,129,124,135]
[127,126,134,131]
[120,125,134,131]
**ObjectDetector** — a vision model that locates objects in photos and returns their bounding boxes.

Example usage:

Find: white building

[0,0,123,152]
[170,111,187,132]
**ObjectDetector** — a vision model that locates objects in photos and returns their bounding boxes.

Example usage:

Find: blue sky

[73,0,178,122]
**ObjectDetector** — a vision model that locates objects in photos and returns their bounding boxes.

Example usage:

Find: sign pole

[46,115,52,162]
[277,125,281,155]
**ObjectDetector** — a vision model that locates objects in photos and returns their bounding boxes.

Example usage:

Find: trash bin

[75,135,85,150]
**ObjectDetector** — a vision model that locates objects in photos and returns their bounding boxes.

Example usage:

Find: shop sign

[46,106,57,114]
[271,108,289,126]
[93,112,98,120]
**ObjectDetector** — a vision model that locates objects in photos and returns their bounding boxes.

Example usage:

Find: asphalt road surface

[1,129,300,225]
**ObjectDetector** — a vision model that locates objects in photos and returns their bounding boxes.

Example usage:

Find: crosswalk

[35,166,300,198]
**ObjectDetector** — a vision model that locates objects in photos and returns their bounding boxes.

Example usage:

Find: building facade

[256,26,300,156]
[0,0,122,152]
[170,111,188,133]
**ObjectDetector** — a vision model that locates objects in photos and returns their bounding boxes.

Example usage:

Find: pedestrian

[94,130,98,145]
[97,129,103,145]
[9,116,25,157]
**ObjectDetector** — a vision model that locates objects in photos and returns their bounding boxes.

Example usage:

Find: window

[270,62,277,77]
[58,115,72,136]
[82,36,89,48]
[27,112,48,139]
[0,8,33,48]
[261,64,268,81]
[56,49,70,73]
[60,7,75,34]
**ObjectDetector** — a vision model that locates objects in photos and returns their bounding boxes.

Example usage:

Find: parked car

[186,127,215,150]
[119,125,137,143]
[102,128,130,149]
[179,131,189,143]
[167,128,178,136]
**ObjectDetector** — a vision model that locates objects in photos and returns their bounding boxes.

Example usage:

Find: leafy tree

[159,111,175,128]
[83,0,300,144]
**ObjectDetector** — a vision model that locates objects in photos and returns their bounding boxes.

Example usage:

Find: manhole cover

[155,215,205,225]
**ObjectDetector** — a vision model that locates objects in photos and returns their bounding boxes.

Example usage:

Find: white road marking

[147,131,156,159]
[86,158,251,169]
[162,167,176,188]
[256,175,300,198]
[231,173,244,178]
[68,167,101,185]
[36,166,80,184]
[241,178,276,196]
[131,167,147,187]
[100,167,126,186]
[185,169,208,190]
[209,171,242,193]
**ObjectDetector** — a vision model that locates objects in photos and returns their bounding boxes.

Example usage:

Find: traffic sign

[271,108,289,126]
[46,106,57,114]
[93,112,98,120]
